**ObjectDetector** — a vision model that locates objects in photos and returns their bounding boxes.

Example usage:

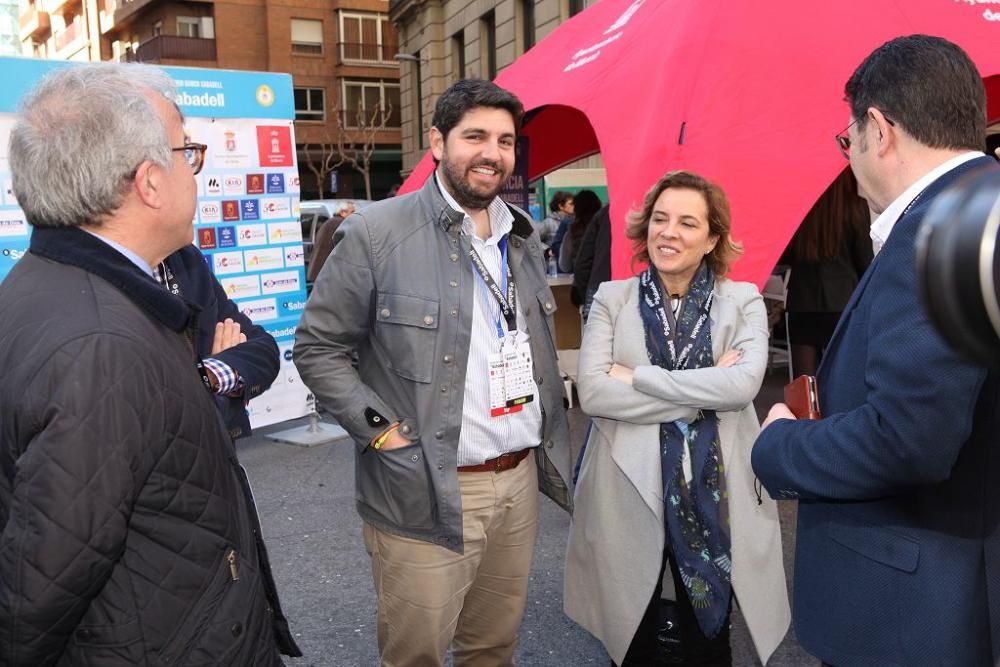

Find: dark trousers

[618,552,732,667]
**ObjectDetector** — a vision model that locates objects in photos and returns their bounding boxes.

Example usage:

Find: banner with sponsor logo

[0,56,313,429]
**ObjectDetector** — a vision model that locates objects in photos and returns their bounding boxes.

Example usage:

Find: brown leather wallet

[784,375,822,420]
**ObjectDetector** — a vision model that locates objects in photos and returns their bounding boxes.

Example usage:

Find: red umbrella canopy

[399,0,1000,288]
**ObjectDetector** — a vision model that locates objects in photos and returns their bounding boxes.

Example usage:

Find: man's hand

[716,348,744,368]
[762,402,796,430]
[212,318,247,355]
[609,363,634,385]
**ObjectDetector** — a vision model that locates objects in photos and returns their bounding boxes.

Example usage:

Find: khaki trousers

[362,452,539,667]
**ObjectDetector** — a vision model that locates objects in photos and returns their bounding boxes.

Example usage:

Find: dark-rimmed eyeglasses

[835,113,896,160]
[171,142,207,175]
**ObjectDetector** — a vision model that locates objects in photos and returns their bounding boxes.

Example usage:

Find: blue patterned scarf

[638,263,731,639]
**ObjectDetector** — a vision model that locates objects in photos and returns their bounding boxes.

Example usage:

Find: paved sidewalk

[241,371,814,666]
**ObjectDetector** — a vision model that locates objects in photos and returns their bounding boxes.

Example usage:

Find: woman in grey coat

[565,171,789,666]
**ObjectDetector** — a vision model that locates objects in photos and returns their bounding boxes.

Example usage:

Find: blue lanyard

[469,236,516,339]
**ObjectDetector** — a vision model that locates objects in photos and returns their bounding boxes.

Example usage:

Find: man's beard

[439,157,509,210]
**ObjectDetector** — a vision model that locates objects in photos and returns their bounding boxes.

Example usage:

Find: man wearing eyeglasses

[0,62,299,664]
[752,35,1000,667]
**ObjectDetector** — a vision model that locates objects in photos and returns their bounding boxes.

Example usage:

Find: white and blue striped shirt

[435,174,543,466]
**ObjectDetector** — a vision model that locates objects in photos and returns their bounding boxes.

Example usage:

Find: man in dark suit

[157,246,279,440]
[752,35,999,667]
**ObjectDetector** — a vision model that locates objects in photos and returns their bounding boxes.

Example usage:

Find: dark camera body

[915,165,1000,367]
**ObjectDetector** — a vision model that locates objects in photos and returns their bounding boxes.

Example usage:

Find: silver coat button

[443,355,453,364]
[423,315,434,325]
[380,308,390,318]
[401,424,412,435]
[449,280,458,288]
[450,253,459,262]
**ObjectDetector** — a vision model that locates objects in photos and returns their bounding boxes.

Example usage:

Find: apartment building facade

[17,0,403,198]
[388,0,594,176]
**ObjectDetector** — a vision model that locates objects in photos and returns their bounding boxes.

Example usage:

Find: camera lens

[915,166,1000,367]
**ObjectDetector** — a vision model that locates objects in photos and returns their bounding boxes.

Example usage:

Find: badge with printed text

[486,340,535,417]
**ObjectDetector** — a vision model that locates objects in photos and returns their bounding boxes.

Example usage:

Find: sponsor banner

[240,199,260,221]
[284,246,305,266]
[266,173,285,194]
[256,125,294,167]
[237,223,267,247]
[261,318,299,341]
[246,173,265,195]
[291,196,300,217]
[213,250,245,275]
[260,197,291,220]
[268,221,301,244]
[217,225,237,248]
[244,247,285,271]
[238,297,278,322]
[0,211,27,237]
[0,241,29,276]
[221,273,261,299]
[222,174,245,196]
[198,227,217,250]
[286,173,301,194]
[199,200,222,224]
[280,297,307,316]
[3,179,15,206]
[261,269,301,295]
[204,174,222,196]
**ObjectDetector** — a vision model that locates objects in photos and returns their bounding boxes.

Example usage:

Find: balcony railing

[53,15,84,53]
[133,35,216,62]
[336,42,398,65]
[19,5,51,40]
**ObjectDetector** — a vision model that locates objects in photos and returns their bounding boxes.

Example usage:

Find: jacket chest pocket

[375,292,440,382]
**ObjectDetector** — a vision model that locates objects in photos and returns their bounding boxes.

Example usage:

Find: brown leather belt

[457,448,531,473]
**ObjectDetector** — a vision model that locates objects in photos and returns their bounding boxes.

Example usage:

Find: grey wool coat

[565,276,790,665]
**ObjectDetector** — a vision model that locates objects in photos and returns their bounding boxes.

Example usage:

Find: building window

[568,0,585,16]
[342,80,401,129]
[291,18,323,55]
[519,0,534,52]
[294,87,326,122]
[176,16,200,38]
[152,20,163,37]
[339,11,397,63]
[480,11,496,80]
[451,31,465,82]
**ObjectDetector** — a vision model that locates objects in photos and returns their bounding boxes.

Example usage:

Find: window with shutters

[291,18,323,55]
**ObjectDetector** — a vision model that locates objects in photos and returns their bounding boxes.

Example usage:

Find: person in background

[752,35,1000,667]
[0,61,299,665]
[780,168,873,375]
[571,203,612,321]
[294,79,573,666]
[540,190,574,250]
[566,170,789,667]
[307,202,355,283]
[559,189,602,273]
[156,247,280,439]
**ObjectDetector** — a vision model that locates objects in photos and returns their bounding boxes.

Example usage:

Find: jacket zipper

[227,549,239,581]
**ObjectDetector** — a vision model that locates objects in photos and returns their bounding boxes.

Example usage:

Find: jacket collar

[417,171,534,239]
[29,225,196,332]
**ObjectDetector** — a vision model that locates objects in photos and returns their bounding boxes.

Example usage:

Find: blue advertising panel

[0,56,309,427]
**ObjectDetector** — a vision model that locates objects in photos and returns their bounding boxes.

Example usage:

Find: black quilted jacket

[0,227,301,665]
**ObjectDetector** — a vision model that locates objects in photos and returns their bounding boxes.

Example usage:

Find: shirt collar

[870,151,984,255]
[434,172,514,244]
[82,228,155,276]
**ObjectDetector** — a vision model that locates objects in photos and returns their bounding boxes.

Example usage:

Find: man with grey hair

[0,62,300,665]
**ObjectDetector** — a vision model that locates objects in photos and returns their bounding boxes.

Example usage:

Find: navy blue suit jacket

[164,245,279,439]
[752,156,1000,667]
